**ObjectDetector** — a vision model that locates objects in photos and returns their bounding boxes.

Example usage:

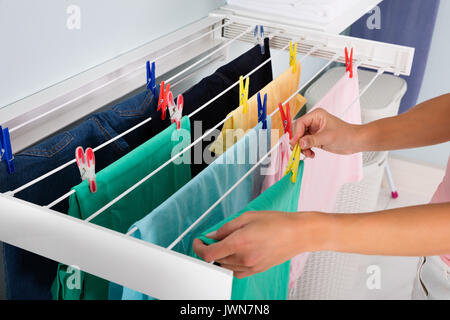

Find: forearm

[354,93,450,152]
[302,202,450,257]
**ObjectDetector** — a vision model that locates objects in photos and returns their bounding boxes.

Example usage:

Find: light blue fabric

[120,117,272,300]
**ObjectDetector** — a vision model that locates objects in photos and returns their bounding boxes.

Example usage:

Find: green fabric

[53,117,192,300]
[190,160,304,300]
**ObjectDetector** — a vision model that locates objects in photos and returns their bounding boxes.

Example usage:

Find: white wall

[391,1,450,168]
[0,0,225,109]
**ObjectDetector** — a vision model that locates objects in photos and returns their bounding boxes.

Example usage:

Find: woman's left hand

[192,211,324,279]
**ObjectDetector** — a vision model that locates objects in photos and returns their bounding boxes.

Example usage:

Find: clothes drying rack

[0,9,414,300]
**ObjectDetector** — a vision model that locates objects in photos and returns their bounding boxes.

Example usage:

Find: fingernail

[206,231,217,238]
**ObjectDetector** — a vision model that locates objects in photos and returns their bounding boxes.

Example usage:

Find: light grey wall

[391,1,450,168]
[0,0,225,109]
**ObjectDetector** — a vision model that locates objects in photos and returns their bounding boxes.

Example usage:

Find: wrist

[351,124,371,153]
[292,211,335,252]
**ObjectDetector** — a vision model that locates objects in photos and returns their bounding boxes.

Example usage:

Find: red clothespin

[75,147,97,193]
[167,91,184,130]
[157,81,171,120]
[278,102,292,139]
[345,47,354,78]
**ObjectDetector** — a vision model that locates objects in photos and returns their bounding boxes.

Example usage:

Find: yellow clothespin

[289,41,298,73]
[284,143,301,183]
[239,76,249,113]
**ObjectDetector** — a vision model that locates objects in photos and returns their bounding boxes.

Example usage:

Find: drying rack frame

[0,9,415,300]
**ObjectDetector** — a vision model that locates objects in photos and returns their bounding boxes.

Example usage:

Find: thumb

[299,134,320,150]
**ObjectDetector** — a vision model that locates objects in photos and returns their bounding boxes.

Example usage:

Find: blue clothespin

[254,25,265,55]
[0,126,15,174]
[257,92,267,130]
[146,61,156,96]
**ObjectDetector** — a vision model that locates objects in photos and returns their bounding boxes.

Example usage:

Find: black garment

[182,38,273,177]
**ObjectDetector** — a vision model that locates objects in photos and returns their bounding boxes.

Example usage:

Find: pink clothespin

[345,47,354,78]
[167,91,184,130]
[279,102,292,139]
[75,147,97,193]
[158,81,171,120]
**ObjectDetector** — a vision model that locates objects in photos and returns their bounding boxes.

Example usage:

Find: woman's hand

[290,108,361,158]
[192,211,326,279]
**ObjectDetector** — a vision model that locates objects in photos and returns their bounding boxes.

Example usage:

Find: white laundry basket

[289,67,417,300]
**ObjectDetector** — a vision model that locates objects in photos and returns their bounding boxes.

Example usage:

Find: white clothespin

[75,147,97,193]
[254,25,265,54]
[167,91,184,130]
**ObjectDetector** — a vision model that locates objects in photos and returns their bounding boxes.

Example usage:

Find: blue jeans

[0,88,159,299]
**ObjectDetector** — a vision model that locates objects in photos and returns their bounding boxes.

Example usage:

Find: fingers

[206,211,256,241]
[218,263,250,273]
[290,112,316,147]
[193,235,237,263]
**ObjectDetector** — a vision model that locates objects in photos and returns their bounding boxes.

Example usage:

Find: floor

[376,155,445,211]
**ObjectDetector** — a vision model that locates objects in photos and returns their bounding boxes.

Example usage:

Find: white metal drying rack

[0,9,414,300]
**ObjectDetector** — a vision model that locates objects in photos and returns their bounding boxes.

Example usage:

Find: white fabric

[412,256,450,300]
[227,0,359,24]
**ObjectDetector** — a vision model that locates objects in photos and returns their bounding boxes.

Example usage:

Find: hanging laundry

[121,118,272,300]
[0,86,161,300]
[191,161,305,300]
[182,38,273,177]
[52,117,192,300]
[210,61,306,156]
[261,133,291,193]
[289,68,363,289]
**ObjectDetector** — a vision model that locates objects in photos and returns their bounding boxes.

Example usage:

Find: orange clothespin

[345,47,354,78]
[278,102,292,139]
[239,76,249,113]
[284,143,301,183]
[157,81,171,120]
[289,41,298,73]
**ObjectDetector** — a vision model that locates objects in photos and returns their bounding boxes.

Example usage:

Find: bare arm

[290,93,450,157]
[321,202,450,256]
[193,94,450,278]
[356,93,450,152]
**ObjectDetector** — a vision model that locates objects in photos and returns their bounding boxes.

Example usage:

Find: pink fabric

[289,69,363,288]
[261,132,312,286]
[261,133,291,193]
[430,156,450,266]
